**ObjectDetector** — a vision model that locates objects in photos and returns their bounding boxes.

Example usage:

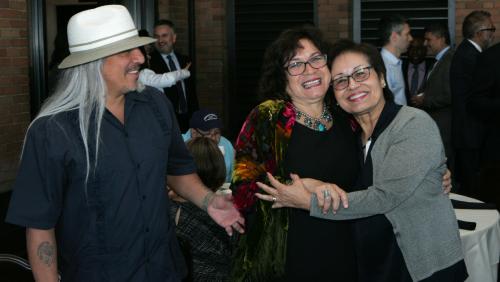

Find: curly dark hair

[330,39,394,103]
[258,26,332,102]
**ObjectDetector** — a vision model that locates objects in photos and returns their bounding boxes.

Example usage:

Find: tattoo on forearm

[37,241,55,267]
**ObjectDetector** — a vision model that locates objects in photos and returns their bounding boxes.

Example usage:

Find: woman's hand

[255,173,311,210]
[308,181,348,214]
[255,173,349,213]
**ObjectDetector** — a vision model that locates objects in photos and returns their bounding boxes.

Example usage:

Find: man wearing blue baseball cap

[183,109,235,182]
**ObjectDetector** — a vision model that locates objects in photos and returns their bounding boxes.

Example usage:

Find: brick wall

[317,0,351,43]
[158,0,227,121]
[157,0,190,56]
[193,0,226,116]
[0,0,29,192]
[455,0,500,44]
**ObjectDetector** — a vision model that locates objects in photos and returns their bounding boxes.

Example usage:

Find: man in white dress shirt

[149,20,199,132]
[378,14,413,105]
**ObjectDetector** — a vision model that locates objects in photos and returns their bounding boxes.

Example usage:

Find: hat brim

[59,36,156,69]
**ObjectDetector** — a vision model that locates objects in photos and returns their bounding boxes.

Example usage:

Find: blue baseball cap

[189,109,223,131]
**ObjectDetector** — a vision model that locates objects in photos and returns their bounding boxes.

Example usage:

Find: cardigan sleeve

[310,109,446,220]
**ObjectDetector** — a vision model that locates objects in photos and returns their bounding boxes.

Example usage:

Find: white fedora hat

[59,5,156,69]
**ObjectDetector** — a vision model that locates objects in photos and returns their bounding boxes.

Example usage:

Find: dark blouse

[283,108,359,282]
[170,201,233,282]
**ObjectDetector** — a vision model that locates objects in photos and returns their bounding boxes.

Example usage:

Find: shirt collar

[126,90,149,102]
[435,46,450,61]
[381,48,401,65]
[161,51,175,59]
[467,39,482,52]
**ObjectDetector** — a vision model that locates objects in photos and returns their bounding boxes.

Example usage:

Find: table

[451,193,500,282]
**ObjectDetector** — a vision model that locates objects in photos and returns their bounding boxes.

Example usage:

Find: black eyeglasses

[479,27,496,33]
[332,66,373,91]
[285,54,328,76]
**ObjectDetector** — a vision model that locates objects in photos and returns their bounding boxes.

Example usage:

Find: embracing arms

[257,109,449,219]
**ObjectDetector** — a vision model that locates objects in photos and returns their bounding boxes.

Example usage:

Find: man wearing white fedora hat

[6,5,244,282]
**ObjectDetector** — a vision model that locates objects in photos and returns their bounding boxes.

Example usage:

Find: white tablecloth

[450,193,500,282]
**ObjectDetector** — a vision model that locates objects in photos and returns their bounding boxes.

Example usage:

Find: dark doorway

[227,0,315,140]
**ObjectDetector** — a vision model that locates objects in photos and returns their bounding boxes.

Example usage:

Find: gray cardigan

[310,106,463,281]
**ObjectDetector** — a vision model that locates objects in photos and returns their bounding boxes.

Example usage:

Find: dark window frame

[352,0,455,46]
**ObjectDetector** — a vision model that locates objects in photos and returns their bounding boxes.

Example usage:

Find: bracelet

[201,192,215,212]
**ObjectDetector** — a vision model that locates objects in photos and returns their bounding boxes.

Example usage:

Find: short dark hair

[378,14,408,46]
[330,39,394,103]
[462,10,492,39]
[424,23,451,45]
[154,19,176,33]
[186,137,226,191]
[258,26,331,103]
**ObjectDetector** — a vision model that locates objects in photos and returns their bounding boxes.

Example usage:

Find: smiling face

[154,24,177,54]
[331,51,386,117]
[408,37,426,65]
[424,32,446,56]
[102,48,144,97]
[284,39,331,105]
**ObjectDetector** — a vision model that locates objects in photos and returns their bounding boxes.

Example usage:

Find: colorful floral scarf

[231,99,295,281]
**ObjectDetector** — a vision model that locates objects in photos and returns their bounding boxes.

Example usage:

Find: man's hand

[442,168,452,194]
[207,193,245,236]
[411,93,425,107]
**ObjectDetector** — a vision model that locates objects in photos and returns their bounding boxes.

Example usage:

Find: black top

[283,109,359,282]
[352,101,411,282]
[170,201,233,282]
[353,101,467,282]
[6,88,194,281]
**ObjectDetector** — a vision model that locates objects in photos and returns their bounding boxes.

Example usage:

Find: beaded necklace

[293,104,333,132]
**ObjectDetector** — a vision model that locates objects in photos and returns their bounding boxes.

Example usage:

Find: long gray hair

[30,59,106,182]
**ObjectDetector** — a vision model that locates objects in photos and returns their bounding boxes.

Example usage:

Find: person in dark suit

[468,41,500,209]
[402,37,434,104]
[150,19,198,133]
[412,23,454,170]
[450,11,495,196]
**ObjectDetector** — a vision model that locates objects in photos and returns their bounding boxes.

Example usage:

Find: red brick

[10,19,26,28]
[0,9,24,18]
[9,1,26,11]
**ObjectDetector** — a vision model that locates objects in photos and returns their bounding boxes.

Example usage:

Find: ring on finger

[272,196,277,202]
[323,190,331,199]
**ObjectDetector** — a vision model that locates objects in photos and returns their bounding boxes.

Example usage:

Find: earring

[382,81,386,88]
